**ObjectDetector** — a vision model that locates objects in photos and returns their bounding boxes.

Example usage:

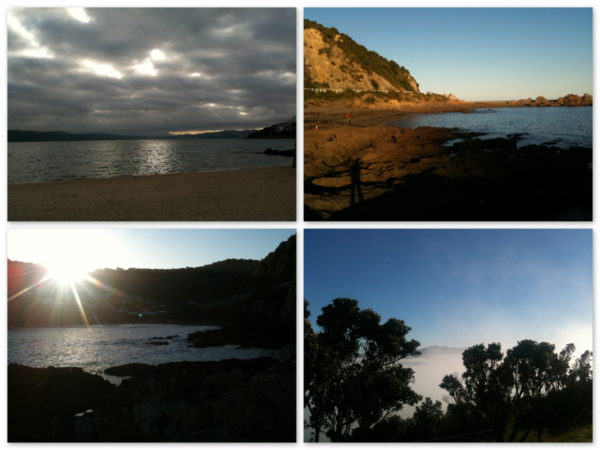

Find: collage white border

[1,0,598,447]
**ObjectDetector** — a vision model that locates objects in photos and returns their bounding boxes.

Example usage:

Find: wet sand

[9,166,296,221]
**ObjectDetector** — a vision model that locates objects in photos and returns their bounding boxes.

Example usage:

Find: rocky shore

[305,125,591,221]
[506,93,592,107]
[8,357,295,442]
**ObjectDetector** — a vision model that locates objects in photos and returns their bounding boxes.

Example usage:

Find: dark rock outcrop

[246,120,295,139]
[188,235,297,349]
[263,148,295,157]
[508,93,592,107]
[9,358,295,442]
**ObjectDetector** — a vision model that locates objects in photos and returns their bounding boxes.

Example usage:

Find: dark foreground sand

[9,166,296,221]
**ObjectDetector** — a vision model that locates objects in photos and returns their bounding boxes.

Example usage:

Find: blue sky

[305,8,593,101]
[305,229,593,352]
[8,228,295,270]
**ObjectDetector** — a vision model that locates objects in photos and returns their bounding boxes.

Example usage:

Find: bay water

[8,138,295,184]
[8,324,292,380]
[390,106,592,149]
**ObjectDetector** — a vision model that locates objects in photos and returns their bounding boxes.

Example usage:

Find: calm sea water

[8,324,292,380]
[8,138,295,184]
[390,106,592,149]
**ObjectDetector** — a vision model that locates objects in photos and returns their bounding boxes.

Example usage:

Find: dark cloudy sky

[8,8,296,135]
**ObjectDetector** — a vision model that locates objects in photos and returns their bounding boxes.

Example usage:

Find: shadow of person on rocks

[350,158,365,206]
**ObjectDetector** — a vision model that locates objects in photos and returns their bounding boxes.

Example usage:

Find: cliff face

[304,20,420,93]
[247,234,296,285]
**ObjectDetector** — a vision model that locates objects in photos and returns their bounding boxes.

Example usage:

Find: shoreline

[8,166,296,221]
[304,100,592,128]
[8,162,293,185]
[304,121,592,221]
[304,101,510,128]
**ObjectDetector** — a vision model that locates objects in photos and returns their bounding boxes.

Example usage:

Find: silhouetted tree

[440,340,592,442]
[409,397,445,440]
[440,343,511,440]
[304,298,421,441]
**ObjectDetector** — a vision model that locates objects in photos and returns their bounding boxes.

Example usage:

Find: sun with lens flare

[47,260,90,286]
[9,229,120,288]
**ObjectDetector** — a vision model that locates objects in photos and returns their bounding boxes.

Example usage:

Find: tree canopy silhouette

[305,298,421,441]
[440,339,593,442]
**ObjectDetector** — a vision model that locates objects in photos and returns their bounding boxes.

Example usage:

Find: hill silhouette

[8,235,296,346]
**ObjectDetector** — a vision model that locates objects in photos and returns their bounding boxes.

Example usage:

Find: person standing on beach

[345,111,351,125]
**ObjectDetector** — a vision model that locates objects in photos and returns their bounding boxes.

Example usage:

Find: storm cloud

[8,8,296,135]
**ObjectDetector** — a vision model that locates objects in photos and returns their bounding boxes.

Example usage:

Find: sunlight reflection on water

[8,324,292,378]
[8,138,295,183]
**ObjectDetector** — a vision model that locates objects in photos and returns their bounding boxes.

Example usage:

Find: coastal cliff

[304,20,419,93]
[304,20,455,108]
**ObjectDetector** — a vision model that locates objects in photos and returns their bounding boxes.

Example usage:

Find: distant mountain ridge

[7,234,296,335]
[8,130,144,142]
[170,129,253,139]
[8,125,294,142]
[8,129,256,142]
[304,19,420,93]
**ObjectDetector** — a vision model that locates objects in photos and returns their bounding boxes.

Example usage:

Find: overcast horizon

[8,8,296,136]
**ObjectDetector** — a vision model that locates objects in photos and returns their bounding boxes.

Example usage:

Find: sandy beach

[8,166,296,221]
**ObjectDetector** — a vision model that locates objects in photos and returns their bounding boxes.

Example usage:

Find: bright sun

[9,229,120,286]
[47,261,90,286]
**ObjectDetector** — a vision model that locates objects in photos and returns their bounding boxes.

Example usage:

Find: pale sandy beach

[8,166,296,221]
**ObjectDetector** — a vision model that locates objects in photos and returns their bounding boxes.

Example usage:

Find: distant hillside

[8,129,256,142]
[7,234,296,338]
[8,130,142,142]
[169,129,253,139]
[246,119,296,139]
[304,19,420,93]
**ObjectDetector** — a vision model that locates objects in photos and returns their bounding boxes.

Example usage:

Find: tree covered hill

[7,235,296,337]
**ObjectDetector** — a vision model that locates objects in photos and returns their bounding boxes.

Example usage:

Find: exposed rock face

[247,234,296,285]
[9,358,295,442]
[304,126,592,221]
[508,93,592,107]
[188,234,297,349]
[304,20,420,93]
